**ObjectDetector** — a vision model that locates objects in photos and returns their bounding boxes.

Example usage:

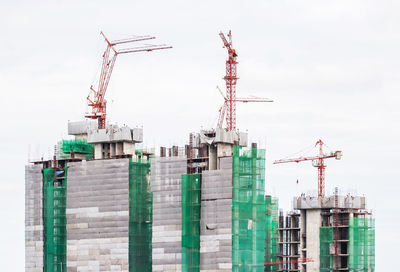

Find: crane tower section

[219,31,238,131]
[218,31,273,130]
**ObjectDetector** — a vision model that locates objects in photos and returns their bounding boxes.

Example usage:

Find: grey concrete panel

[25,164,44,271]
[200,157,233,271]
[66,159,130,272]
[151,157,187,272]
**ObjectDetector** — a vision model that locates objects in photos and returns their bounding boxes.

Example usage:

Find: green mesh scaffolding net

[43,167,67,272]
[264,196,279,272]
[232,146,266,272]
[181,174,201,272]
[348,217,375,271]
[129,159,152,272]
[320,227,334,272]
[57,139,94,160]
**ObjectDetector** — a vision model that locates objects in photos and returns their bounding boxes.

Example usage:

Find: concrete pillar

[208,145,217,170]
[94,144,102,159]
[305,209,321,272]
[123,142,135,156]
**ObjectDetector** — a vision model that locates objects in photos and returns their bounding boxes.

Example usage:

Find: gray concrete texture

[25,164,44,272]
[25,153,238,272]
[200,157,233,272]
[293,195,365,210]
[66,159,130,272]
[150,157,187,272]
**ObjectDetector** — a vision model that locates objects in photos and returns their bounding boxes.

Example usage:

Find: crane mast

[86,32,172,129]
[218,31,273,130]
[219,31,238,131]
[273,139,342,198]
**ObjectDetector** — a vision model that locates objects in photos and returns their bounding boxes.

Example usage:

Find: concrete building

[276,192,375,272]
[25,123,268,272]
[25,121,375,272]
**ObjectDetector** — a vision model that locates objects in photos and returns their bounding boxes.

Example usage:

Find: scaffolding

[348,217,375,271]
[181,174,201,272]
[129,159,152,272]
[57,139,94,160]
[232,146,266,272]
[265,196,279,272]
[43,167,67,272]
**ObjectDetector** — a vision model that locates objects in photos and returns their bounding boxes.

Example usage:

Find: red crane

[273,140,342,198]
[218,30,273,130]
[86,32,172,129]
[216,85,273,128]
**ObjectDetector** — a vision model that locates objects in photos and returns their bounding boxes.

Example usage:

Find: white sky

[1,0,399,270]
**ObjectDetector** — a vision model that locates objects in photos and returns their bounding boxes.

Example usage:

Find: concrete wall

[200,157,232,272]
[66,159,130,272]
[25,164,44,272]
[150,157,187,272]
[294,195,365,210]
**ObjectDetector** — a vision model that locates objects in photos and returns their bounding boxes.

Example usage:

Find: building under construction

[274,193,375,272]
[25,31,375,272]
[25,123,269,271]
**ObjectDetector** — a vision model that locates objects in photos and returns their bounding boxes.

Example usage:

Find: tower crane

[273,140,342,198]
[218,30,273,130]
[86,32,172,129]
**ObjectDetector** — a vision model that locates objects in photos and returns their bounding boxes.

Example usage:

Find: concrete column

[208,145,217,170]
[123,142,135,156]
[94,144,102,159]
[305,209,322,272]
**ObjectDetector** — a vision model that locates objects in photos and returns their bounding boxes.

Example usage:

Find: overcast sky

[1,0,398,270]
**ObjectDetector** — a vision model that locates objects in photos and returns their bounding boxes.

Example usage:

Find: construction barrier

[57,139,94,160]
[43,167,67,272]
[129,159,152,272]
[349,217,375,271]
[264,196,279,272]
[181,174,201,272]
[232,146,266,272]
[320,227,334,272]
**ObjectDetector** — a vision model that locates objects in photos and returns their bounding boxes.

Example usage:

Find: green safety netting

[264,196,279,272]
[181,174,201,272]
[320,227,334,272]
[349,217,375,272]
[43,167,67,272]
[57,139,94,160]
[129,159,152,272]
[232,146,266,272]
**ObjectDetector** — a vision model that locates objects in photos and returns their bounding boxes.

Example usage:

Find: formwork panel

[66,159,130,272]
